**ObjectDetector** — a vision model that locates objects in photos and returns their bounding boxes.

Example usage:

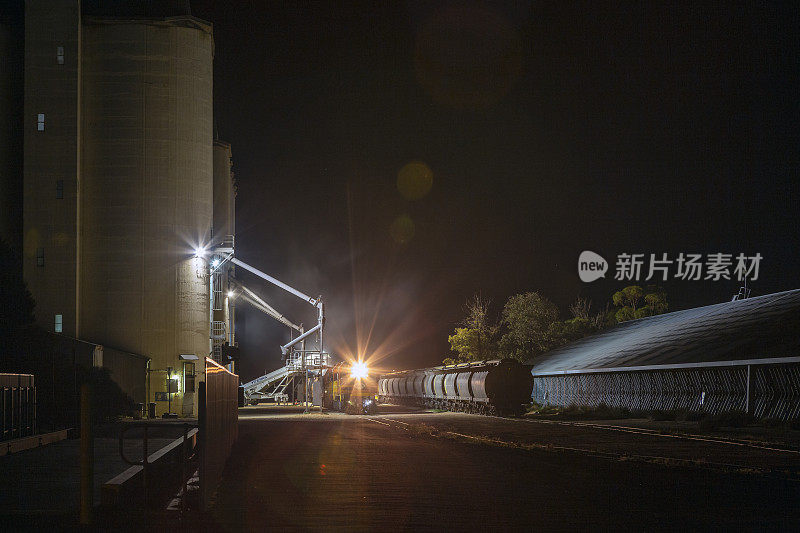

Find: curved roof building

[532,289,800,420]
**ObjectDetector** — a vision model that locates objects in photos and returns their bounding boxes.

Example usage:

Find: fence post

[745,364,752,414]
[198,381,206,510]
[80,383,93,526]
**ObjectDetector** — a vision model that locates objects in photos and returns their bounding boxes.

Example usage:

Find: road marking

[364,418,394,427]
[369,416,781,473]
[382,418,410,426]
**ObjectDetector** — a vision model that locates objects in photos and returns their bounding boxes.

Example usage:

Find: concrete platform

[1,429,70,457]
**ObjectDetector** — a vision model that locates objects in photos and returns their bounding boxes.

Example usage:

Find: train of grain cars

[378,359,533,415]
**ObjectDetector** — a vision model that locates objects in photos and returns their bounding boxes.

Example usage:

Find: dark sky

[189,1,800,380]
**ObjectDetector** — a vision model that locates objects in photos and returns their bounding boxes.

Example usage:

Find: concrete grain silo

[23,1,218,417]
[80,15,214,416]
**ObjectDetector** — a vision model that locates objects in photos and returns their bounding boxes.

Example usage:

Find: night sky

[188,1,799,380]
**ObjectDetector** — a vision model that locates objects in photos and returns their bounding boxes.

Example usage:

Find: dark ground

[0,421,189,530]
[204,405,800,531]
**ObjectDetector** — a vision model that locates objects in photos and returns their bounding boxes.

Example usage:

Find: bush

[84,366,137,423]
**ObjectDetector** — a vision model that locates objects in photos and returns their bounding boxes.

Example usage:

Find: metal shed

[532,289,800,420]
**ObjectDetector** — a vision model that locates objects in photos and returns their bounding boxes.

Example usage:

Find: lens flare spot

[389,214,415,244]
[397,161,433,200]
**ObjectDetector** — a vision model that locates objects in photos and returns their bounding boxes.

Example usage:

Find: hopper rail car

[378,359,533,416]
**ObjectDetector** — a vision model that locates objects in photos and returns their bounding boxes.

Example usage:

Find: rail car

[378,359,533,416]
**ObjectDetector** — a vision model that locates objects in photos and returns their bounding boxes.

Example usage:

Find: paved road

[368,410,800,475]
[206,405,800,531]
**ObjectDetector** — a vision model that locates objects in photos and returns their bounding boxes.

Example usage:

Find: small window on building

[56,180,64,199]
[57,46,64,65]
[54,314,63,333]
[37,114,45,131]
[36,247,44,267]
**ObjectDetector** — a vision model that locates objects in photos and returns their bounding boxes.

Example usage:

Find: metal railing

[1,374,36,442]
[117,421,198,518]
[110,359,239,517]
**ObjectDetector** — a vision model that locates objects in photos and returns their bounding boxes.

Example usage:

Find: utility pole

[167,366,173,416]
[318,301,324,413]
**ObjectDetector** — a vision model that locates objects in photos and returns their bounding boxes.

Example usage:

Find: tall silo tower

[23,0,82,338]
[212,140,236,365]
[79,14,214,416]
[23,1,216,417]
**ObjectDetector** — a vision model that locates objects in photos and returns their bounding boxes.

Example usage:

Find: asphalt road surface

[206,405,800,531]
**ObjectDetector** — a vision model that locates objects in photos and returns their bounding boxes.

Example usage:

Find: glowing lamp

[350,361,368,379]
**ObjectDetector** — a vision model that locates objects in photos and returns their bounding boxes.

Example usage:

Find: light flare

[350,361,368,379]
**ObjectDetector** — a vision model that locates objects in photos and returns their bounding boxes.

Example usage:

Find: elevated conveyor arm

[226,256,325,356]
[229,278,303,333]
[231,258,322,309]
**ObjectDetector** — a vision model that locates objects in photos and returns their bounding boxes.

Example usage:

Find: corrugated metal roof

[531,289,800,373]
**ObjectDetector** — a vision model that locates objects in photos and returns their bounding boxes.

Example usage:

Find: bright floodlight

[350,361,368,379]
[227,291,234,298]
[211,258,220,267]
[195,246,207,258]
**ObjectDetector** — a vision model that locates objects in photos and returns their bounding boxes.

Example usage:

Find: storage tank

[79,15,214,416]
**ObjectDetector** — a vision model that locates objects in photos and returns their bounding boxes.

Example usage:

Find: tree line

[444,285,668,365]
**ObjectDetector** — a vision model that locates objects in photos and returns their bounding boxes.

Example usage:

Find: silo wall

[79,17,213,417]
[212,140,233,243]
[22,0,81,336]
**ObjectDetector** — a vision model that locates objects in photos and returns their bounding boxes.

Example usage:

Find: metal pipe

[318,301,324,413]
[209,258,214,357]
[230,258,321,308]
[281,323,321,355]
[232,280,302,331]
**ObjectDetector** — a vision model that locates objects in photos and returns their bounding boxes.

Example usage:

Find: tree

[499,292,560,362]
[446,294,498,363]
[568,297,592,320]
[568,297,612,331]
[612,285,668,322]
